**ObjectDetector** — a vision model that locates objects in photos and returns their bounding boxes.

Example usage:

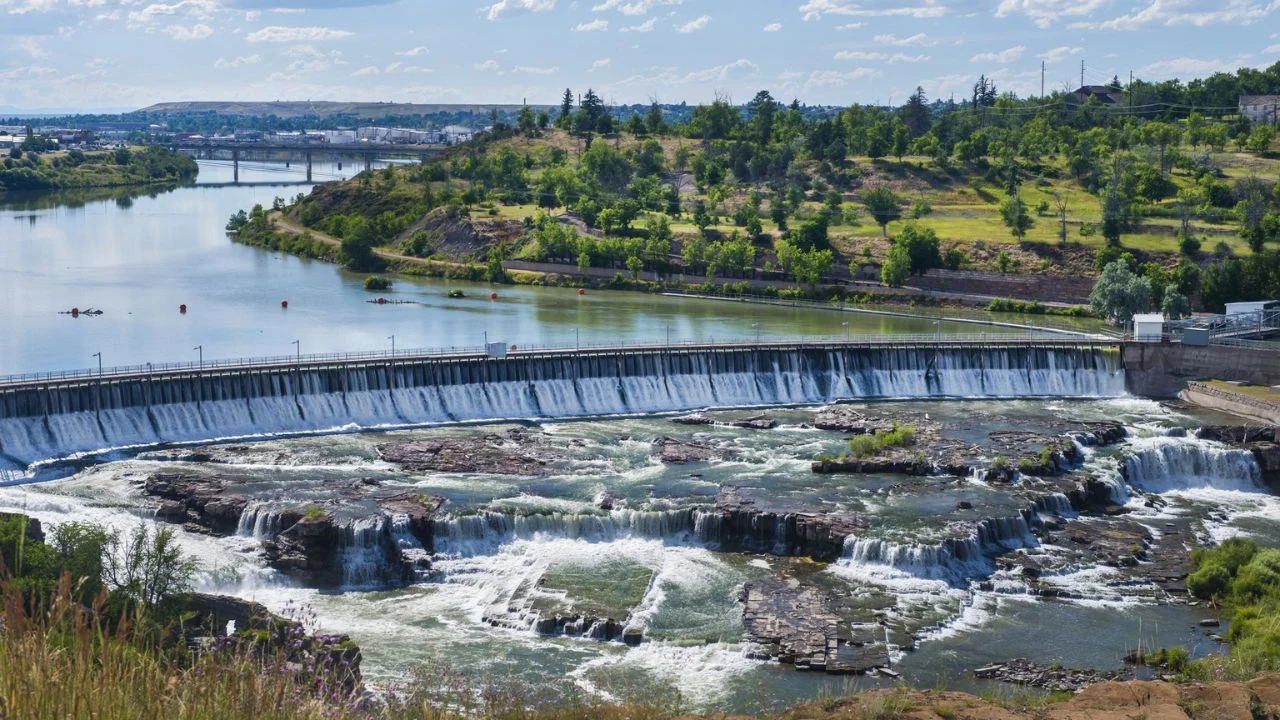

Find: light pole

[842,321,850,341]
[387,335,396,392]
[193,345,203,370]
[91,352,102,421]
[751,322,760,344]
[193,345,203,406]
[388,335,395,357]
[291,340,300,396]
[575,327,579,351]
[292,339,300,362]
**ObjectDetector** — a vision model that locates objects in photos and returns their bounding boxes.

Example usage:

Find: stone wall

[1181,382,1280,425]
[1124,343,1280,398]
[914,269,1095,304]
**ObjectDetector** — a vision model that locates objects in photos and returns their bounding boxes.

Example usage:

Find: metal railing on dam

[0,334,1124,470]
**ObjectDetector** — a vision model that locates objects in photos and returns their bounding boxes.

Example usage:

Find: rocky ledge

[652,436,731,464]
[741,579,891,675]
[377,428,565,475]
[143,472,442,589]
[672,413,778,430]
[974,659,1124,693]
[1197,426,1280,488]
[701,487,864,561]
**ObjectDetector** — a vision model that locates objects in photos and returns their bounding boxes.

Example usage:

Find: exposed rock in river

[377,429,563,475]
[701,487,864,561]
[741,579,890,675]
[973,659,1124,693]
[652,436,728,464]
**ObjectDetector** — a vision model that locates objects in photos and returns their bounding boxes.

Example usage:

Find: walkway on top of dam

[0,332,1118,392]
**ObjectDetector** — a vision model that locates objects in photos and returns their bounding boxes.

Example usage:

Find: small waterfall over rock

[1123,436,1263,493]
[432,508,699,554]
[838,510,1038,582]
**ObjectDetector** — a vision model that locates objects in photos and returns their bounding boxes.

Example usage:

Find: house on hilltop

[1068,85,1124,105]
[1239,96,1279,125]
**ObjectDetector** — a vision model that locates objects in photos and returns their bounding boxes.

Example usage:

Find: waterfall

[432,508,699,555]
[1123,436,1263,493]
[837,510,1037,582]
[236,503,283,539]
[0,345,1125,469]
[1033,493,1075,517]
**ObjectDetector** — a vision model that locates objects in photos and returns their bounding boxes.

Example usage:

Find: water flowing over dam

[0,340,1124,470]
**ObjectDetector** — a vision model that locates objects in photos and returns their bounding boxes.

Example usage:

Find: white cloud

[1038,45,1082,63]
[591,57,611,69]
[874,32,934,46]
[14,36,46,59]
[797,67,880,88]
[512,64,559,73]
[395,46,430,57]
[352,65,379,76]
[574,18,608,30]
[835,22,863,29]
[591,0,683,14]
[1264,43,1280,54]
[620,17,655,31]
[244,10,260,22]
[676,14,709,32]
[1137,54,1256,77]
[971,45,1026,63]
[484,0,555,21]
[162,22,213,40]
[835,50,885,60]
[800,0,948,20]
[474,59,500,71]
[889,53,930,63]
[1071,0,1280,31]
[763,21,782,31]
[126,0,218,26]
[246,26,352,43]
[995,0,1110,28]
[214,54,260,68]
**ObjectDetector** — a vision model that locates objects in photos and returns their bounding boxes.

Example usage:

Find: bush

[1187,563,1232,600]
[363,276,392,291]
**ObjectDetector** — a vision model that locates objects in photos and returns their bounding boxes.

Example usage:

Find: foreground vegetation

[232,64,1280,316]
[0,145,197,193]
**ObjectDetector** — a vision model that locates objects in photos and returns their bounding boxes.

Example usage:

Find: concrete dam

[0,340,1125,471]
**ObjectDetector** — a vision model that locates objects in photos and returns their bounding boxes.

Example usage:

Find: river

[1,160,1092,378]
[2,161,1266,716]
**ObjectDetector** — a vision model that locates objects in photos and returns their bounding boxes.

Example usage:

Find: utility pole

[1080,60,1085,89]
[1129,70,1134,111]
[1041,61,1045,99]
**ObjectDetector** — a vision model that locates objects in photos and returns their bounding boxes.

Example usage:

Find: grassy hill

[232,97,1280,314]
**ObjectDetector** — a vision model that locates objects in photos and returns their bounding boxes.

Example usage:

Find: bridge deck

[0,335,1118,392]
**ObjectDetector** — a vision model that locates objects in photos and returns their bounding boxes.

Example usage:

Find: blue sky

[1,0,1278,112]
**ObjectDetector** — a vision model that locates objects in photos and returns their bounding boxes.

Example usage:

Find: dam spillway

[0,340,1124,470]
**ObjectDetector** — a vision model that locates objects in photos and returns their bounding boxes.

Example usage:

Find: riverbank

[0,146,197,193]
[245,210,1094,323]
[1181,381,1280,425]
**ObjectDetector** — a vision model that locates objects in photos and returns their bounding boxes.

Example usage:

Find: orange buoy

[179,304,187,314]
[280,300,288,309]
[578,288,586,296]
[71,307,79,317]
[490,292,498,300]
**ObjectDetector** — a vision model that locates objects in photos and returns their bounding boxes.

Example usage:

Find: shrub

[1187,563,1232,600]
[363,276,392,291]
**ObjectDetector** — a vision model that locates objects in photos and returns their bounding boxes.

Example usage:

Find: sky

[0,0,1278,113]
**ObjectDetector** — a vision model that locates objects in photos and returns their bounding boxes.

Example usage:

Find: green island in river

[0,145,197,194]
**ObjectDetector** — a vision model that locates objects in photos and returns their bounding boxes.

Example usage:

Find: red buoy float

[280,300,288,309]
[376,297,387,304]
[490,292,498,300]
[578,288,586,296]
[71,307,79,317]
[179,304,187,314]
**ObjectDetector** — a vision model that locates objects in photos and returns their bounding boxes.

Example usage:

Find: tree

[517,105,539,137]
[891,122,909,161]
[1245,124,1276,155]
[645,100,666,136]
[692,200,713,233]
[1162,289,1191,319]
[1089,259,1154,325]
[559,88,575,126]
[1052,191,1069,245]
[998,193,1034,240]
[881,244,911,286]
[862,186,902,236]
[901,86,931,138]
[893,223,941,273]
[103,524,197,608]
[748,90,778,146]
[626,113,646,137]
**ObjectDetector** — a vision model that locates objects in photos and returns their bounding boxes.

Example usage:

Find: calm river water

[0,160,1071,377]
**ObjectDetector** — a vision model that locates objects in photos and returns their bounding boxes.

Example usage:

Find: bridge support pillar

[305,151,313,183]
[232,149,239,184]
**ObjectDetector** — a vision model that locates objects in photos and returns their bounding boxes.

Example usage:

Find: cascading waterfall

[1123,436,1263,493]
[236,503,283,540]
[0,345,1125,469]
[432,508,699,555]
[837,510,1039,582]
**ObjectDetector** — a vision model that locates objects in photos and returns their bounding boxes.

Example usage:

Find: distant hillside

[134,101,551,120]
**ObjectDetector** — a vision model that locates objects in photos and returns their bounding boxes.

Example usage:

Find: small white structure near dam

[1133,313,1166,343]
